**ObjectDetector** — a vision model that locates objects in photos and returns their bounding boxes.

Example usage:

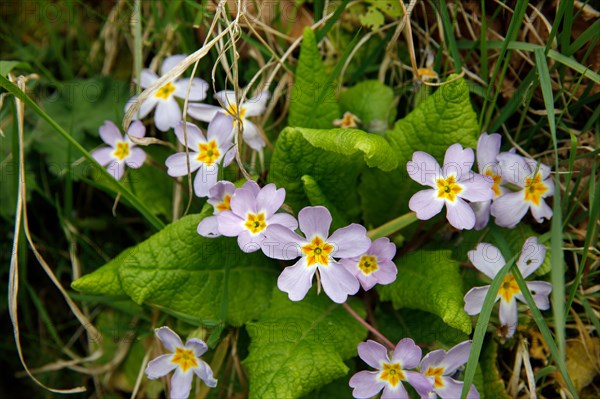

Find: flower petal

[197,216,221,237]
[476,133,501,171]
[244,90,270,116]
[459,173,494,202]
[194,165,219,197]
[207,181,236,208]
[230,188,257,217]
[499,299,518,338]
[241,120,266,151]
[441,340,471,375]
[443,143,474,182]
[174,78,209,101]
[490,191,530,228]
[268,213,298,231]
[155,98,182,132]
[327,224,371,259]
[357,340,389,369]
[165,152,201,177]
[445,197,476,230]
[373,260,398,286]
[517,237,546,278]
[255,184,285,217]
[497,152,532,187]
[145,354,177,379]
[125,148,146,169]
[241,180,261,196]
[187,103,222,122]
[161,54,187,76]
[193,359,218,388]
[524,281,552,310]
[99,121,122,146]
[419,349,445,374]
[369,237,396,260]
[349,370,385,399]
[125,94,158,119]
[261,224,305,260]
[409,189,444,220]
[406,370,434,396]
[530,199,553,223]
[139,69,159,88]
[277,257,317,301]
[298,206,331,239]
[106,161,126,180]
[391,338,421,368]
[170,367,194,399]
[216,211,245,237]
[468,242,505,279]
[174,121,205,149]
[214,90,237,108]
[437,377,480,399]
[319,261,360,303]
[381,383,409,399]
[155,326,183,351]
[127,120,146,138]
[237,230,263,253]
[92,147,115,166]
[464,286,491,315]
[207,113,234,145]
[471,200,491,231]
[407,151,442,187]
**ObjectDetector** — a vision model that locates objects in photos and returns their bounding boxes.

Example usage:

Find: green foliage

[72,213,279,326]
[243,289,367,399]
[480,336,510,399]
[339,80,397,133]
[288,28,340,129]
[378,249,473,334]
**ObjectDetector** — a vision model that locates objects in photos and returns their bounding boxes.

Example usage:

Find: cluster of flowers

[408,133,554,230]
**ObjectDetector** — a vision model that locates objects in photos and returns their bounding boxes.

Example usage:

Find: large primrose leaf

[359,77,479,226]
[243,289,367,399]
[339,80,397,133]
[288,28,340,128]
[377,249,472,334]
[72,213,279,326]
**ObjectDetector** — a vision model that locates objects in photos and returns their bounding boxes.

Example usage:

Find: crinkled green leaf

[339,80,397,133]
[269,126,397,220]
[73,214,279,326]
[359,77,479,226]
[301,175,349,230]
[288,28,339,129]
[377,250,472,334]
[244,289,367,399]
[359,7,384,30]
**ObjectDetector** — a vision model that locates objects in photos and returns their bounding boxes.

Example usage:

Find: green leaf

[269,126,397,220]
[288,28,340,129]
[480,336,510,399]
[0,60,30,77]
[301,175,349,230]
[72,214,279,326]
[359,7,384,30]
[359,77,479,226]
[339,80,397,133]
[243,289,367,399]
[377,249,472,334]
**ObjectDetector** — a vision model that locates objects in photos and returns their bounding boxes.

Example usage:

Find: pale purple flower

[471,133,506,230]
[261,206,370,304]
[349,339,433,399]
[216,181,298,253]
[407,143,494,230]
[165,114,235,197]
[464,237,552,338]
[196,181,236,237]
[91,120,146,180]
[490,152,554,228]
[419,341,480,399]
[188,90,270,151]
[340,237,398,291]
[145,326,217,399]
[125,54,209,132]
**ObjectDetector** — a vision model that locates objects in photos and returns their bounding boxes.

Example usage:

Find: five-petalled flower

[197,180,236,237]
[419,340,480,399]
[215,181,298,253]
[91,120,147,180]
[261,206,371,304]
[125,54,209,132]
[490,152,554,228]
[407,143,494,230]
[145,326,217,399]
[349,339,433,399]
[188,90,270,151]
[165,115,235,197]
[463,237,552,338]
[341,237,398,291]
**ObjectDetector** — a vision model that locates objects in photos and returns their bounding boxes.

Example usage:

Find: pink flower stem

[342,303,395,350]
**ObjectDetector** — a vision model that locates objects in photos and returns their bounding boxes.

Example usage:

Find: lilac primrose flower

[188,90,270,151]
[216,181,298,253]
[490,152,554,228]
[261,206,370,304]
[419,340,480,399]
[341,237,398,291]
[145,326,217,399]
[91,120,146,180]
[196,181,236,237]
[165,114,235,197]
[464,237,552,338]
[349,339,433,399]
[125,54,209,132]
[472,133,506,230]
[407,143,494,230]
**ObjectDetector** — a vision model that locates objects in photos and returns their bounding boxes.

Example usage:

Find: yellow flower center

[334,111,360,128]
[244,212,267,234]
[524,173,548,206]
[197,140,221,166]
[171,347,198,373]
[379,363,405,387]
[358,255,378,275]
[417,67,439,81]
[302,236,334,267]
[498,274,521,302]
[215,194,231,213]
[226,103,247,124]
[484,169,502,197]
[113,141,130,161]
[424,366,445,389]
[155,82,176,99]
[436,175,463,202]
